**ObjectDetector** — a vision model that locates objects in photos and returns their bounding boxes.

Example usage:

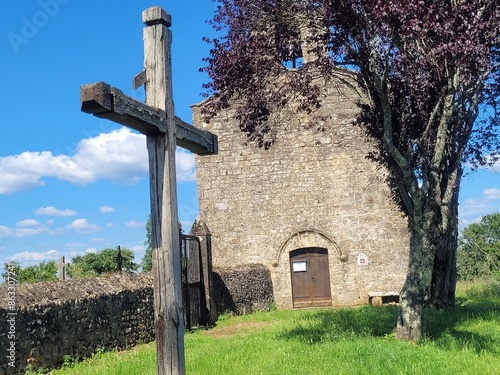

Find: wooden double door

[290,247,332,308]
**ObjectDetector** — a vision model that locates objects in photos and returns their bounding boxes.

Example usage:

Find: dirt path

[204,321,271,338]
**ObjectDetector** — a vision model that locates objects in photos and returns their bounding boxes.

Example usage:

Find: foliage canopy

[2,260,57,284]
[141,217,153,272]
[68,248,138,279]
[458,212,500,281]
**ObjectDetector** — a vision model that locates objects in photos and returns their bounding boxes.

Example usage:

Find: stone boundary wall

[0,273,154,375]
[0,267,274,374]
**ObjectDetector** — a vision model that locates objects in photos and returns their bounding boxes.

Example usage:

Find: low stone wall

[0,266,275,374]
[0,273,154,375]
[213,264,275,315]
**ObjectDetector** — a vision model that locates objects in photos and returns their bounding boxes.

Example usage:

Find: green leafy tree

[141,217,153,272]
[68,248,139,279]
[2,261,57,284]
[458,213,500,281]
[22,261,58,283]
[140,216,184,272]
[1,262,21,284]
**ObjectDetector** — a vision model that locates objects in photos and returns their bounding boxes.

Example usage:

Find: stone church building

[192,72,410,309]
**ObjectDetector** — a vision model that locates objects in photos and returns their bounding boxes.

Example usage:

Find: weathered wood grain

[133,69,147,90]
[81,82,218,155]
[80,6,220,374]
[142,6,185,375]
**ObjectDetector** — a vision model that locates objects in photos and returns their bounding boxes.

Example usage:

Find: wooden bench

[368,291,400,306]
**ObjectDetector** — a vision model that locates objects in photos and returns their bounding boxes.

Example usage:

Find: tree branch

[369,49,418,215]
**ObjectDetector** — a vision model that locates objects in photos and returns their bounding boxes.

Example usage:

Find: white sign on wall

[357,253,368,266]
[292,261,307,272]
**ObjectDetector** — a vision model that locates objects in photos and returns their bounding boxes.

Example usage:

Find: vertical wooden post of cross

[58,256,68,281]
[142,7,185,375]
[81,6,216,373]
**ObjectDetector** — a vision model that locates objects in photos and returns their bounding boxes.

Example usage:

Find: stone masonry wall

[213,264,274,315]
[193,71,410,308]
[0,273,154,375]
[0,268,273,374]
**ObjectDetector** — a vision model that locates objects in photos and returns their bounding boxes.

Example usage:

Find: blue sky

[0,1,499,270]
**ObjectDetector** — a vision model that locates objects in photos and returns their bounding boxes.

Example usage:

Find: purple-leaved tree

[201,0,500,340]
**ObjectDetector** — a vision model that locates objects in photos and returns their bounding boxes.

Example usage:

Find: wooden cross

[80,7,217,375]
[58,256,68,281]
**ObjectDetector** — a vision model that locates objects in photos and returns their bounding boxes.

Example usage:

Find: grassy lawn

[35,281,499,375]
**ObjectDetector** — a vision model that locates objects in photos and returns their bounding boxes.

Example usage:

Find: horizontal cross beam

[80,82,218,155]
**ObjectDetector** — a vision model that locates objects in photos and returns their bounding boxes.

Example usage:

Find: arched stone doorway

[289,247,332,308]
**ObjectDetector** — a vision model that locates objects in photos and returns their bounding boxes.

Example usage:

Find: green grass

[35,281,500,375]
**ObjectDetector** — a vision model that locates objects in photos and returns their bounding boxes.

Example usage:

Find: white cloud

[0,220,52,238]
[15,227,50,238]
[49,227,66,236]
[482,158,500,172]
[131,244,145,253]
[484,188,500,200]
[0,226,12,238]
[67,128,148,185]
[100,206,115,213]
[35,206,78,216]
[126,220,146,229]
[131,244,146,264]
[176,149,196,182]
[0,128,197,195]
[0,152,48,194]
[11,249,59,262]
[67,219,101,234]
[16,219,41,227]
[459,187,500,226]
[460,198,489,222]
[65,243,88,249]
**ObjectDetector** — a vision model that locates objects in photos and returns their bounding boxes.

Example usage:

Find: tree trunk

[429,167,462,308]
[396,170,461,339]
[395,210,436,341]
[429,199,458,308]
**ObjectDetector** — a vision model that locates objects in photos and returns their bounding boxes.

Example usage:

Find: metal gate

[180,234,209,329]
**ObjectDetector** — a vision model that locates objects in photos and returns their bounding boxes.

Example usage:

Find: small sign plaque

[357,253,368,266]
[292,261,307,272]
